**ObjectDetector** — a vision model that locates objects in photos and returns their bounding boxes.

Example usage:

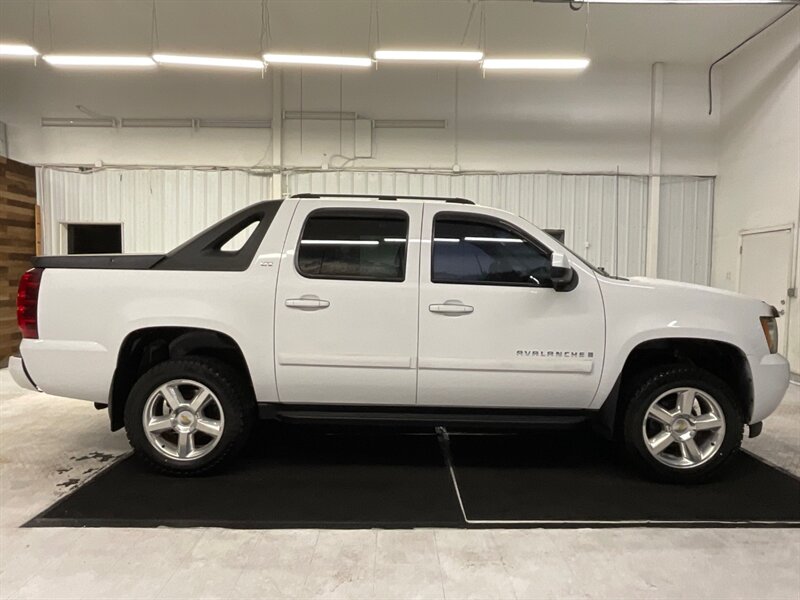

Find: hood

[618,276,774,314]
[627,277,753,301]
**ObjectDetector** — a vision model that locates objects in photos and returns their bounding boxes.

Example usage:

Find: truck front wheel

[124,358,255,475]
[623,366,743,483]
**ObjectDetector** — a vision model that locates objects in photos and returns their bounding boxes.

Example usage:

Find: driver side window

[432,217,552,287]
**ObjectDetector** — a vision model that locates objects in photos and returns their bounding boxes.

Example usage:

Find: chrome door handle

[429,303,474,315]
[285,298,330,310]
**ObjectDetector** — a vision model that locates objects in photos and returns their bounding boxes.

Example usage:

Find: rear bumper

[19,339,113,404]
[748,353,790,424]
[9,354,39,392]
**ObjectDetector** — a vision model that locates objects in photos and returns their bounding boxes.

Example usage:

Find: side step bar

[258,403,596,429]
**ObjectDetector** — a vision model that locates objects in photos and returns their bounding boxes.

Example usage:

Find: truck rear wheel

[623,365,743,483]
[124,358,254,475]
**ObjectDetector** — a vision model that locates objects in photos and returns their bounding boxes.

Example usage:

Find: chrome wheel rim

[642,387,726,469]
[142,379,225,461]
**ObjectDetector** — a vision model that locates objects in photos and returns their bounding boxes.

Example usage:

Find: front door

[416,205,605,408]
[739,227,793,356]
[274,199,422,405]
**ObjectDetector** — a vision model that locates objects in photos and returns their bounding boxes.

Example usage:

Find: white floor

[1,368,798,600]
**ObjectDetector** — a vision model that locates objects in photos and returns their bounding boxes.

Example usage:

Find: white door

[417,205,606,408]
[739,227,793,355]
[274,200,422,405]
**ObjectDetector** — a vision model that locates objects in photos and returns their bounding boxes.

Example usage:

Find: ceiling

[0,0,793,66]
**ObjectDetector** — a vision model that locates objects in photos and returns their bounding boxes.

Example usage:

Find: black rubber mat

[28,425,800,529]
[29,424,463,529]
[448,430,800,526]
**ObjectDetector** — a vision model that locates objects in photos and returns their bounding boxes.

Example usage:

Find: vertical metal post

[645,62,664,278]
[271,67,283,198]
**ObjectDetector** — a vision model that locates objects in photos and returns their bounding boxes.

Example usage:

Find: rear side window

[432,217,552,287]
[155,200,282,271]
[297,210,408,281]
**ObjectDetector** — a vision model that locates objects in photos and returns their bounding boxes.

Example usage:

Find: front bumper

[748,353,790,424]
[9,354,39,392]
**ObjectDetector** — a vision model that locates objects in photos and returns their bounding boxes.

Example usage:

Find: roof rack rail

[291,192,475,205]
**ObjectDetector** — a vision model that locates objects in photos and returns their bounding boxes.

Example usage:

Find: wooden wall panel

[0,156,36,362]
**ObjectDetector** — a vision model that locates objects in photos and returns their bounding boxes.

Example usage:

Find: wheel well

[600,338,753,439]
[108,327,254,431]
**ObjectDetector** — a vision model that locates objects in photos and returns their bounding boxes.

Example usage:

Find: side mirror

[550,252,575,291]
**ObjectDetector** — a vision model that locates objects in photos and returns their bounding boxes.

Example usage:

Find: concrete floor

[0,368,798,600]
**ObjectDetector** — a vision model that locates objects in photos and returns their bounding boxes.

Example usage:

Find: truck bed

[32,255,165,270]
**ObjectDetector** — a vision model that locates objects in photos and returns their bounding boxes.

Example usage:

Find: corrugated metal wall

[37,168,272,254]
[289,171,650,278]
[657,176,714,285]
[37,167,713,285]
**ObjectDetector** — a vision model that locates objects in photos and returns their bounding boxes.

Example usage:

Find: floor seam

[151,529,207,597]
[432,529,448,600]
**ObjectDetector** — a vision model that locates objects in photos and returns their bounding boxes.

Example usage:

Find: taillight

[17,268,43,339]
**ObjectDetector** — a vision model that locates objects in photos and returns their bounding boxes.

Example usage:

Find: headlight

[760,316,778,354]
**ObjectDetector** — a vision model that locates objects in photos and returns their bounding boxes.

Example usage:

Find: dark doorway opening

[67,224,122,254]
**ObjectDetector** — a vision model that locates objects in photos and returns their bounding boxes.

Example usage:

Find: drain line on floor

[435,426,470,524]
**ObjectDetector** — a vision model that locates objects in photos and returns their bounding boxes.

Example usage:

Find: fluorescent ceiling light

[153,54,264,70]
[198,119,271,129]
[465,237,523,243]
[42,117,115,128]
[263,53,372,68]
[373,119,447,129]
[300,240,379,246]
[482,58,590,71]
[375,50,483,62]
[43,55,155,67]
[284,110,358,121]
[121,118,194,128]
[0,44,39,57]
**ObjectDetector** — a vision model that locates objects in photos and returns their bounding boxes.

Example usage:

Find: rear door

[417,205,605,408]
[274,199,422,405]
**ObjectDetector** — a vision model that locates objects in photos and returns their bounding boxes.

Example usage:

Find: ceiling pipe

[707,4,797,113]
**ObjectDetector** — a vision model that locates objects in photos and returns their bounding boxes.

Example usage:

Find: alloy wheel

[142,379,225,461]
[642,387,726,469]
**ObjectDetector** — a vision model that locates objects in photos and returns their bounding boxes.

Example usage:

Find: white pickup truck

[11,193,790,482]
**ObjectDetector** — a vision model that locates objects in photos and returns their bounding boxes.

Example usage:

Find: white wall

[37,168,272,254]
[712,10,800,372]
[289,170,652,278]
[279,63,717,175]
[0,63,274,167]
[37,167,713,287]
[0,60,717,175]
[658,176,715,284]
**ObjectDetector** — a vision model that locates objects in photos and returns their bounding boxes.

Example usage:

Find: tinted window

[297,211,408,281]
[432,218,551,286]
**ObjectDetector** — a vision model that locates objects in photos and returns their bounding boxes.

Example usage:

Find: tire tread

[623,364,743,483]
[124,357,254,476]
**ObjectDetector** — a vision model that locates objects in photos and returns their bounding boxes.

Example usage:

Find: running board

[258,403,596,429]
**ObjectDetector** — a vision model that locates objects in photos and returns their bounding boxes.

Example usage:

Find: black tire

[623,365,743,484]
[124,358,255,475]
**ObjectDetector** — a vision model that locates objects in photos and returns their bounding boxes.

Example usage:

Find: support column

[645,62,664,278]
[271,67,284,199]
